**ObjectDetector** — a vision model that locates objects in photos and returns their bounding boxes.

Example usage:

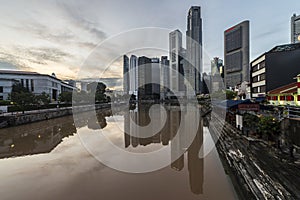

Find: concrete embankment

[210,113,298,200]
[0,103,112,128]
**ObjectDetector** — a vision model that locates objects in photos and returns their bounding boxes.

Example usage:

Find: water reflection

[124,104,204,194]
[0,105,237,200]
[0,109,112,159]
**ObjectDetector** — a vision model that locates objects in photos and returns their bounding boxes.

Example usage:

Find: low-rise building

[267,74,300,106]
[250,43,300,99]
[0,70,76,101]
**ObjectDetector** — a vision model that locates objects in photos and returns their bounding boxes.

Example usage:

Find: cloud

[57,2,107,41]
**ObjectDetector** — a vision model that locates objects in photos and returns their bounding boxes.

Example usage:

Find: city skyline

[0,0,299,81]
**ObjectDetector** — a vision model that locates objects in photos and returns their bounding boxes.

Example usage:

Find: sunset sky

[0,0,299,81]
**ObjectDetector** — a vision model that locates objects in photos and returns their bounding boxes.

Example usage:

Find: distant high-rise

[123,55,129,94]
[137,56,152,98]
[291,14,300,44]
[211,57,223,77]
[151,57,160,96]
[160,56,170,99]
[186,6,203,94]
[224,20,250,89]
[129,55,138,95]
[169,30,184,95]
[211,57,224,93]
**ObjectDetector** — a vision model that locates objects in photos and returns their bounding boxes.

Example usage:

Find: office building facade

[151,57,160,97]
[160,56,170,98]
[291,14,300,44]
[137,56,152,98]
[0,70,75,101]
[224,20,250,89]
[129,55,138,95]
[250,43,300,99]
[123,55,129,94]
[210,57,224,93]
[186,6,203,94]
[169,30,185,96]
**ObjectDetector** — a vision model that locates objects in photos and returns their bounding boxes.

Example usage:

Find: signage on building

[238,104,260,111]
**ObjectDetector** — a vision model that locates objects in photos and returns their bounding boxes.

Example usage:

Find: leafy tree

[87,82,109,103]
[226,90,237,100]
[35,92,50,105]
[59,91,72,103]
[9,83,36,113]
[243,113,259,136]
[258,116,280,141]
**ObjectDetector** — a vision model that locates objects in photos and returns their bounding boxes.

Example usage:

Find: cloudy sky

[0,0,299,81]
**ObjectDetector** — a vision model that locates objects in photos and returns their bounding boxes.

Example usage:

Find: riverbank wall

[210,113,298,199]
[0,103,112,128]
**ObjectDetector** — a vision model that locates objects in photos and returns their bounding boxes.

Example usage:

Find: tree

[226,90,237,100]
[243,113,259,136]
[87,82,110,103]
[59,91,72,103]
[258,116,280,141]
[35,92,50,105]
[9,83,36,113]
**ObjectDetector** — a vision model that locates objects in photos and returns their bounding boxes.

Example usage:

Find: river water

[0,104,237,200]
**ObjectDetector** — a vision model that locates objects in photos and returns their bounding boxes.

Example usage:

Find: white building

[169,30,182,94]
[291,13,300,44]
[0,70,76,101]
[129,55,138,95]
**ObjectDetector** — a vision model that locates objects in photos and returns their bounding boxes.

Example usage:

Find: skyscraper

[160,56,170,99]
[224,20,250,89]
[169,30,184,95]
[151,57,160,97]
[129,55,138,95]
[137,56,152,98]
[291,14,300,44]
[123,55,129,94]
[210,57,224,93]
[186,6,203,95]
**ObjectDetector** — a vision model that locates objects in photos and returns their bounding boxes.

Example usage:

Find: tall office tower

[224,20,250,89]
[129,55,138,95]
[211,57,223,77]
[210,57,224,93]
[186,6,203,95]
[169,30,183,95]
[137,56,152,98]
[123,55,129,94]
[151,57,160,97]
[160,56,170,100]
[291,14,300,43]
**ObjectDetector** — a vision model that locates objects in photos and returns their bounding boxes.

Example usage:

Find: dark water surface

[0,105,237,200]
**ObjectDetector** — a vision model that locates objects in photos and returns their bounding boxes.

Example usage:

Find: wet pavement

[0,104,237,200]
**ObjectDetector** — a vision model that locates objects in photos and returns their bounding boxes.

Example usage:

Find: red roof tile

[268,82,298,95]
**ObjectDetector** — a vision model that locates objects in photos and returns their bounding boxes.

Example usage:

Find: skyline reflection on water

[0,104,237,200]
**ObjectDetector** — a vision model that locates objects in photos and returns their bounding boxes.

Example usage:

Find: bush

[0,100,11,106]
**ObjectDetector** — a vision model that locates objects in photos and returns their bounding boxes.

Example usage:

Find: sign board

[238,104,260,111]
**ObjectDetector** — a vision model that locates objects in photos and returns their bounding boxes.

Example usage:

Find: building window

[31,79,34,92]
[252,87,258,93]
[280,96,285,101]
[0,86,3,93]
[260,85,266,93]
[252,76,258,83]
[272,96,278,101]
[259,61,265,69]
[26,79,29,89]
[21,79,24,87]
[287,95,294,101]
[298,95,300,101]
[252,64,259,72]
[260,73,265,81]
[0,96,3,100]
